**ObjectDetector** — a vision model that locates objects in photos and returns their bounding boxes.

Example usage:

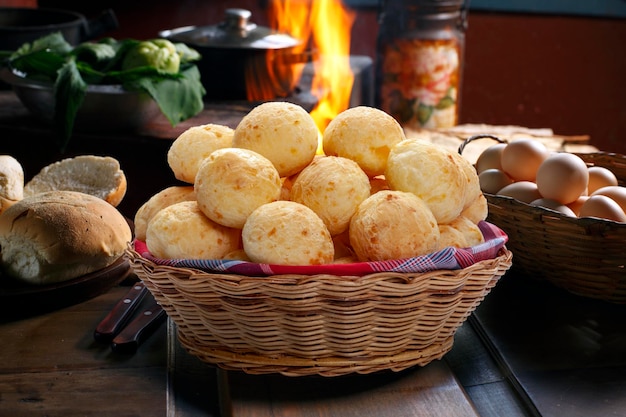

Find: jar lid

[386,0,466,13]
[159,8,300,50]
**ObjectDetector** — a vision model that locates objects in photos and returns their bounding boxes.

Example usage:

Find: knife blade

[110,297,166,354]
[94,281,148,343]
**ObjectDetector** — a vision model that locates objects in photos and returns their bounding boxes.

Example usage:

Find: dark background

[26,0,626,154]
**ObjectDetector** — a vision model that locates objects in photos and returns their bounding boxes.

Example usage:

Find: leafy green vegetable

[122,39,181,74]
[53,60,87,144]
[2,32,205,151]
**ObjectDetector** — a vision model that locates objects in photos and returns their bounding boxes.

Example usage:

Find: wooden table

[1,89,620,416]
[0,277,527,417]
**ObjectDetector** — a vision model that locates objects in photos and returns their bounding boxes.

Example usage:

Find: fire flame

[265,0,356,133]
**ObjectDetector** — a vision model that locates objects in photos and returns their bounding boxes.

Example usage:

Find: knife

[94,281,148,343]
[110,297,166,353]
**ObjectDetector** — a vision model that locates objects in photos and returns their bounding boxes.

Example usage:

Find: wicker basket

[461,135,626,304]
[126,245,512,377]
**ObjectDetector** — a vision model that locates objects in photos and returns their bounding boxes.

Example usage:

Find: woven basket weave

[462,135,626,303]
[126,246,512,377]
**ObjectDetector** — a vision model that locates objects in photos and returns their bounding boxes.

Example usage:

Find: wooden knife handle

[94,282,147,343]
[110,301,166,354]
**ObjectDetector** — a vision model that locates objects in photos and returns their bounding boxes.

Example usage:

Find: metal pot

[160,8,310,101]
[0,7,118,51]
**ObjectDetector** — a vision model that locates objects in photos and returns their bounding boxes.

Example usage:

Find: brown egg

[591,185,626,213]
[587,166,618,194]
[579,195,626,222]
[478,168,514,194]
[475,143,507,174]
[500,138,549,181]
[567,195,589,216]
[530,198,576,217]
[535,153,589,205]
[497,181,542,203]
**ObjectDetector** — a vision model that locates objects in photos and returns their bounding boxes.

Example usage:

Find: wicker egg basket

[126,245,512,377]
[461,135,626,304]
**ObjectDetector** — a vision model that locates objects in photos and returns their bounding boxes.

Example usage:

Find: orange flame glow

[308,0,355,132]
[265,0,356,133]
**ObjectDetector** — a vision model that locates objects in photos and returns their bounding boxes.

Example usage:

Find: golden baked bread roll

[349,190,440,261]
[0,155,24,215]
[385,140,467,224]
[437,224,468,250]
[167,123,234,184]
[133,185,196,241]
[290,156,371,236]
[460,193,488,224]
[452,151,483,210]
[447,216,484,247]
[194,147,282,229]
[146,201,241,259]
[233,101,319,177]
[23,155,127,207]
[322,106,406,177]
[0,191,132,284]
[242,201,334,265]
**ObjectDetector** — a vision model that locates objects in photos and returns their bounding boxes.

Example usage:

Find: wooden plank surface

[0,284,168,416]
[472,273,626,417]
[224,361,481,417]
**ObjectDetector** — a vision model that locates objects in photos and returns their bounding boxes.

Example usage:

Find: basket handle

[458,134,508,156]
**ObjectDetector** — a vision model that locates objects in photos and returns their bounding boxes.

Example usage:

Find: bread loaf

[0,155,24,215]
[23,155,127,207]
[0,191,132,284]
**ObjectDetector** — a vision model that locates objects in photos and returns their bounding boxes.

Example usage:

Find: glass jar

[375,0,468,130]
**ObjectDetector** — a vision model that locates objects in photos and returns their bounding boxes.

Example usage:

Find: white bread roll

[447,216,485,247]
[167,123,234,184]
[290,156,371,236]
[437,224,468,250]
[233,101,319,177]
[23,155,127,207]
[134,185,196,242]
[0,191,132,285]
[195,147,282,229]
[460,193,488,224]
[322,106,406,177]
[385,140,468,224]
[349,190,440,261]
[242,201,334,265]
[0,155,24,215]
[146,201,241,260]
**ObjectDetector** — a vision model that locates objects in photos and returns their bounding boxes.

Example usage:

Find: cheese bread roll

[195,148,281,229]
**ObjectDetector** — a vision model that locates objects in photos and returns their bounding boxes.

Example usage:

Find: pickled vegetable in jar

[376,0,467,130]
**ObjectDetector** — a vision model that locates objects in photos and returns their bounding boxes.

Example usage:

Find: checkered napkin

[133,220,508,277]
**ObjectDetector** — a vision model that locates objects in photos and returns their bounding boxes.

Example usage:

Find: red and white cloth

[133,220,508,277]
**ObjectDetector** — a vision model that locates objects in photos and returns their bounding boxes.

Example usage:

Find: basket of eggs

[126,104,512,377]
[460,134,626,304]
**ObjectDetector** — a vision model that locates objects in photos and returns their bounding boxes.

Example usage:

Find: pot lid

[160,8,300,50]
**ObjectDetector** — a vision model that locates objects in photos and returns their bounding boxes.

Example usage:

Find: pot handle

[81,9,119,41]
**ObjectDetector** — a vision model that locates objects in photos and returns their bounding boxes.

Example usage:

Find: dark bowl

[1,67,161,132]
[0,7,118,51]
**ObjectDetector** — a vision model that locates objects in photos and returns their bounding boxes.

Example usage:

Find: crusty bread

[134,185,196,242]
[0,190,133,285]
[0,155,24,215]
[23,155,127,207]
